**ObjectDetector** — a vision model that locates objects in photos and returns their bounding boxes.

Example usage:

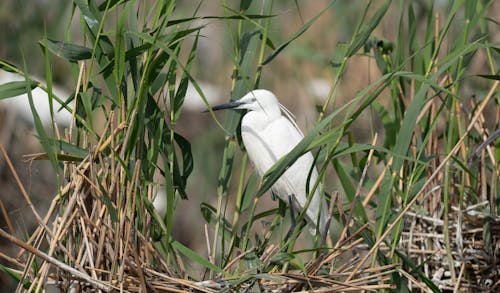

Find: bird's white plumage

[231,90,328,235]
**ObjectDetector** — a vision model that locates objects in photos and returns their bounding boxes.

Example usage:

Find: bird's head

[207,89,281,118]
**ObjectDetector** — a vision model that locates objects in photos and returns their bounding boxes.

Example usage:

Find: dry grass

[0,1,498,292]
[0,131,397,292]
[0,84,498,291]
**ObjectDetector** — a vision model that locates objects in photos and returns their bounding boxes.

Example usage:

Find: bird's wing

[260,116,313,197]
[264,117,328,234]
[279,103,304,137]
[241,114,304,176]
[242,115,328,235]
[265,116,304,158]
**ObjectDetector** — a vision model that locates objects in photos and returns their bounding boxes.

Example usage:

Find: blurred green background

[0,0,498,291]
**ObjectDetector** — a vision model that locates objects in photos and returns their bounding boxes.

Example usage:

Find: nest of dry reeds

[1,91,499,292]
[1,92,499,292]
[399,196,499,292]
[0,136,399,292]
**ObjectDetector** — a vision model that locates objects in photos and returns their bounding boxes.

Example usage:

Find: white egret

[209,89,328,236]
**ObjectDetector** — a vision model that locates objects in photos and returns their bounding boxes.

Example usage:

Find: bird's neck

[242,110,281,130]
[261,104,281,121]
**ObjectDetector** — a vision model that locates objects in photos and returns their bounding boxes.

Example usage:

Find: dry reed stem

[0,145,51,236]
[0,227,111,291]
[346,80,499,282]
[363,156,392,208]
[0,197,14,235]
[0,250,24,268]
[398,268,430,292]
[1,77,496,292]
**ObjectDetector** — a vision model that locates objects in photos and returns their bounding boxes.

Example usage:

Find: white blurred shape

[181,81,221,112]
[306,78,331,103]
[0,71,73,126]
[152,186,167,219]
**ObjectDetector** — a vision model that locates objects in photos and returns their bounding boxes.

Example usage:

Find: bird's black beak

[203,101,244,113]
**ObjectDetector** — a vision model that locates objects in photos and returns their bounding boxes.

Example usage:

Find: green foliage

[0,0,498,291]
[0,80,37,100]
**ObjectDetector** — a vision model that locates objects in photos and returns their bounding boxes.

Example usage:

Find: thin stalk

[254,0,273,88]
[225,154,248,266]
[240,198,259,259]
[85,1,112,86]
[319,1,372,119]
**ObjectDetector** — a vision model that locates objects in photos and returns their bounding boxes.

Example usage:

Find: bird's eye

[250,97,257,102]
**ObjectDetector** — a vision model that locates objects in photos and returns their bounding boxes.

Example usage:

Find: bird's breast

[240,113,302,177]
